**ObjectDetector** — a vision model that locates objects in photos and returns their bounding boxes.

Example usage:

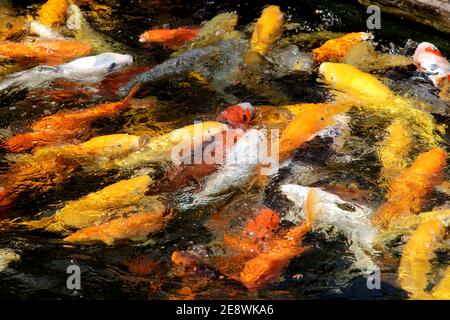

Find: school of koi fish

[0,0,449,300]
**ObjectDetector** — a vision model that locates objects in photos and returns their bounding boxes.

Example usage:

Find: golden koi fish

[398,219,446,299]
[64,208,172,245]
[312,32,373,63]
[279,103,350,161]
[112,121,228,170]
[319,62,445,147]
[38,0,69,27]
[377,120,413,184]
[249,5,283,57]
[22,175,154,232]
[372,148,446,229]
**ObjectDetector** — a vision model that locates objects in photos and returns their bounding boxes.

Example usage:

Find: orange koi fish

[238,191,315,290]
[4,84,142,153]
[249,5,284,57]
[398,219,446,299]
[243,208,280,239]
[139,28,199,49]
[312,32,373,63]
[279,103,350,161]
[64,209,173,245]
[0,40,92,65]
[38,0,69,27]
[216,102,254,129]
[372,148,446,229]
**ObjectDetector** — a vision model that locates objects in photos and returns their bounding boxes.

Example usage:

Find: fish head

[95,53,134,73]
[413,42,450,86]
[217,102,254,129]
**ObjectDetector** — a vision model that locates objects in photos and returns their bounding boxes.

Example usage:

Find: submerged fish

[281,184,377,269]
[377,120,413,184]
[398,219,446,299]
[4,84,142,152]
[112,121,228,172]
[21,175,155,231]
[312,32,373,63]
[0,134,143,210]
[174,12,240,54]
[179,129,266,210]
[342,41,413,72]
[139,28,199,49]
[279,103,350,162]
[0,52,132,97]
[0,40,92,65]
[413,42,450,87]
[64,209,172,244]
[372,148,446,229]
[66,4,128,53]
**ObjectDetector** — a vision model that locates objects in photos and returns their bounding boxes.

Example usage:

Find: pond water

[0,0,448,300]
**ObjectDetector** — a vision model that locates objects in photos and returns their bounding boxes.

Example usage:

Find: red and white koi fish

[413,42,450,87]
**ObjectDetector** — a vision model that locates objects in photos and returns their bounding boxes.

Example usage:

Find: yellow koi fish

[377,120,413,184]
[398,219,446,299]
[312,32,373,63]
[319,62,445,147]
[372,148,446,229]
[21,175,155,231]
[249,5,283,57]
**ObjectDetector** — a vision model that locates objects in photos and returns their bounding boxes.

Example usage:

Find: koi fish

[216,102,254,129]
[4,84,141,153]
[372,148,446,229]
[0,40,92,65]
[21,175,154,231]
[377,120,413,184]
[0,134,144,210]
[243,208,280,239]
[318,62,445,147]
[112,121,228,171]
[312,32,373,63]
[281,184,377,269]
[0,52,132,96]
[174,12,240,54]
[413,42,450,87]
[117,46,216,98]
[63,208,172,245]
[179,129,266,209]
[37,0,69,27]
[236,197,314,290]
[248,5,283,57]
[279,103,350,162]
[139,28,199,49]
[398,219,446,299]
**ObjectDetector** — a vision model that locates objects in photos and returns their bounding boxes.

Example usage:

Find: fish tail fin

[123,83,141,104]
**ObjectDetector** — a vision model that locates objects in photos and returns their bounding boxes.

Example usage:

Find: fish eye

[108,62,118,72]
[242,114,248,121]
